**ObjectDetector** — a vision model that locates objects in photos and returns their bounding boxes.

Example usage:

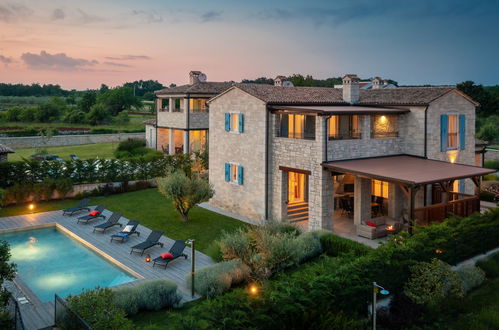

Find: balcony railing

[414,195,479,226]
[328,132,362,140]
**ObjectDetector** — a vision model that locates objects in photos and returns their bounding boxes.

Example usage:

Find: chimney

[372,76,383,89]
[189,71,205,84]
[342,74,360,104]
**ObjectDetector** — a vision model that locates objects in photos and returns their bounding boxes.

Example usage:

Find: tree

[77,92,97,113]
[97,87,141,115]
[477,117,499,142]
[0,241,16,309]
[36,97,67,122]
[457,81,499,117]
[157,172,214,222]
[86,104,112,125]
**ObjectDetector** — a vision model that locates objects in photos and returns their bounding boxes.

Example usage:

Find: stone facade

[145,124,156,149]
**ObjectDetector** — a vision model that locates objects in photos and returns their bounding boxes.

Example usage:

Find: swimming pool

[0,226,136,302]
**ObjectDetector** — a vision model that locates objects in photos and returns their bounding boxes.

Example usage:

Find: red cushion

[89,210,100,216]
[160,252,174,259]
[366,221,377,228]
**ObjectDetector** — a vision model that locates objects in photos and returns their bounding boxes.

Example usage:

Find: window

[173,99,182,112]
[225,163,244,185]
[277,113,315,140]
[329,115,360,140]
[371,115,399,138]
[190,99,207,113]
[372,180,388,198]
[225,113,244,133]
[447,115,458,149]
[189,130,207,153]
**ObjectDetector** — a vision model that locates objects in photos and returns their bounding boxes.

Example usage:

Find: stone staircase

[287,201,309,223]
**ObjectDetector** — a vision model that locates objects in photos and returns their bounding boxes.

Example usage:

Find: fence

[6,296,25,330]
[414,195,480,226]
[54,294,92,330]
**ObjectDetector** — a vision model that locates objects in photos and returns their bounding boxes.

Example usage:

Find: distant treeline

[241,74,398,87]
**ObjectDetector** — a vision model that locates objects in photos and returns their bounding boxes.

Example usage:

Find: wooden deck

[0,208,215,330]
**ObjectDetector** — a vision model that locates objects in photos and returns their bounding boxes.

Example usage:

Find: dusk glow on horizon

[1,0,498,89]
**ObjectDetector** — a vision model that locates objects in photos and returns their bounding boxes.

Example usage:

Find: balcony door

[288,172,307,204]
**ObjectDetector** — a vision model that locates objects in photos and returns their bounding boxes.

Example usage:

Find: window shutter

[459,179,465,194]
[237,165,244,185]
[224,113,231,132]
[224,163,230,182]
[440,114,448,152]
[239,114,244,133]
[459,114,466,150]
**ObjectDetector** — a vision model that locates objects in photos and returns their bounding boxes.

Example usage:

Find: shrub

[86,103,112,125]
[63,109,86,124]
[188,260,251,297]
[0,189,4,208]
[320,232,373,257]
[456,265,486,293]
[476,252,499,278]
[66,287,133,330]
[114,112,130,124]
[479,190,496,202]
[114,279,182,316]
[205,241,223,262]
[404,258,464,305]
[377,291,426,328]
[295,231,322,263]
[484,160,499,170]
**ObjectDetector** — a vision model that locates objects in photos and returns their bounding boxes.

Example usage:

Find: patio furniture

[69,154,79,160]
[130,230,164,255]
[339,197,354,217]
[152,240,188,268]
[110,220,140,243]
[371,196,384,217]
[357,217,388,239]
[77,205,106,224]
[62,199,90,216]
[161,145,169,155]
[93,212,122,233]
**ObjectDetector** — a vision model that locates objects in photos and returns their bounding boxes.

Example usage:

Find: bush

[0,189,4,208]
[377,291,426,328]
[86,103,112,125]
[484,160,499,170]
[295,231,323,263]
[63,109,86,124]
[456,265,486,293]
[320,232,373,257]
[476,252,499,278]
[205,241,223,262]
[66,288,133,330]
[114,279,182,316]
[188,260,251,297]
[479,190,496,202]
[114,112,130,124]
[404,258,464,305]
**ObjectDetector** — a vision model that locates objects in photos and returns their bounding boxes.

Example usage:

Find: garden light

[145,254,151,262]
[249,284,259,296]
[372,282,390,330]
[28,203,35,213]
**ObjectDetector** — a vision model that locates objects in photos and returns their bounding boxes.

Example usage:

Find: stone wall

[189,113,209,129]
[208,88,268,221]
[157,111,186,128]
[0,132,145,149]
[145,124,156,149]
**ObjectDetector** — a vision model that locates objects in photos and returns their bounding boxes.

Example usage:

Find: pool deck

[0,208,215,330]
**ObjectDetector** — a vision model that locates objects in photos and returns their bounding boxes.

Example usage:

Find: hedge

[0,158,170,188]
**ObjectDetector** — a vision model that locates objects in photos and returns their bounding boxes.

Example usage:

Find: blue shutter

[224,163,230,182]
[237,165,244,185]
[459,114,466,150]
[440,114,448,152]
[239,114,244,133]
[224,113,231,132]
[459,179,465,193]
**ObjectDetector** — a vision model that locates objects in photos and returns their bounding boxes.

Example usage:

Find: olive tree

[157,172,214,222]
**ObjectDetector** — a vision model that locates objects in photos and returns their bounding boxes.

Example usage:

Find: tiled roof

[358,86,456,105]
[143,119,157,126]
[0,144,14,154]
[155,82,235,96]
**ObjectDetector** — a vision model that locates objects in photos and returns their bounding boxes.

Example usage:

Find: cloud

[21,50,98,71]
[77,9,104,24]
[51,8,65,21]
[201,11,222,22]
[0,3,33,22]
[103,61,131,67]
[104,55,151,60]
[131,10,163,23]
[0,55,14,64]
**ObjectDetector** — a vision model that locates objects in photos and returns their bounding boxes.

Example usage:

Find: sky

[0,0,498,90]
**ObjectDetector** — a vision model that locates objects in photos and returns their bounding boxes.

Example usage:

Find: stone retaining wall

[486,148,499,162]
[0,132,145,149]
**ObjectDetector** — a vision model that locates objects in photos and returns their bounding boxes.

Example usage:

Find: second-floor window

[190,99,207,113]
[441,114,465,152]
[371,115,399,138]
[447,114,458,149]
[277,114,315,140]
[225,113,245,133]
[329,115,360,140]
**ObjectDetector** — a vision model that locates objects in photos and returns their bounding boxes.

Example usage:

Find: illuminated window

[371,115,399,138]
[231,113,240,132]
[447,115,458,149]
[278,113,315,140]
[231,164,238,182]
[329,115,360,140]
[372,180,389,198]
[190,99,207,113]
[189,130,207,153]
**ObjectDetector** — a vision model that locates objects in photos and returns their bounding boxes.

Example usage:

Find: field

[8,143,117,161]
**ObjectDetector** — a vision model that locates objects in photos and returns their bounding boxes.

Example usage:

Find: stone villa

[148,73,494,239]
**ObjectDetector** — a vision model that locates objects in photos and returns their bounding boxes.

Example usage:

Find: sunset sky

[1,0,498,90]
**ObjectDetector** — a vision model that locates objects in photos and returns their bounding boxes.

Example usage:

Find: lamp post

[372,282,390,330]
[186,239,195,298]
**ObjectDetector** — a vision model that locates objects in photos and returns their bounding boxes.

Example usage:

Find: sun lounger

[93,212,122,233]
[152,240,188,268]
[130,230,164,255]
[62,199,90,216]
[77,205,106,224]
[110,220,140,243]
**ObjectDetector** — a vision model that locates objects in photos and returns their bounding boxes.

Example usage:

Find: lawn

[8,142,118,161]
[0,189,248,253]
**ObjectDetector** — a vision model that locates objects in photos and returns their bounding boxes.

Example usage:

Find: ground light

[145,254,151,262]
[248,283,259,296]
[186,239,196,298]
[28,203,35,214]
[372,282,390,330]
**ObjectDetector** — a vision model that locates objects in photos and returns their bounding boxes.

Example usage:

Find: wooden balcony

[414,194,480,226]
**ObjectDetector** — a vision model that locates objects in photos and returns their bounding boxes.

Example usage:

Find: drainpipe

[186,94,190,153]
[423,106,429,158]
[324,116,329,163]
[264,106,270,220]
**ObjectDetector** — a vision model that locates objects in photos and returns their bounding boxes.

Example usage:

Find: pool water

[0,227,136,302]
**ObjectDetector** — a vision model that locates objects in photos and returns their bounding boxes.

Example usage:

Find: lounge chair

[152,240,188,268]
[77,205,106,224]
[110,220,140,243]
[130,230,164,255]
[62,199,90,216]
[93,212,122,233]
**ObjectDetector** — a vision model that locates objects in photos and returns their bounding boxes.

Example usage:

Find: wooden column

[408,185,416,235]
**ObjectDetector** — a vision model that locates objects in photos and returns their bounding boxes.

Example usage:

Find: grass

[0,188,248,253]
[0,114,152,132]
[8,143,118,161]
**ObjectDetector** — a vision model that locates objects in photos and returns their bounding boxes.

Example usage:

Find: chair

[93,212,122,233]
[152,240,188,269]
[77,205,106,224]
[62,199,90,216]
[130,230,164,255]
[110,220,140,243]
[356,217,387,239]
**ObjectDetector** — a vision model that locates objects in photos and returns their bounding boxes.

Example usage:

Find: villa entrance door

[287,171,309,224]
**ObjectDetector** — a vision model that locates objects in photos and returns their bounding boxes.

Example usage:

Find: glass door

[288,172,307,204]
